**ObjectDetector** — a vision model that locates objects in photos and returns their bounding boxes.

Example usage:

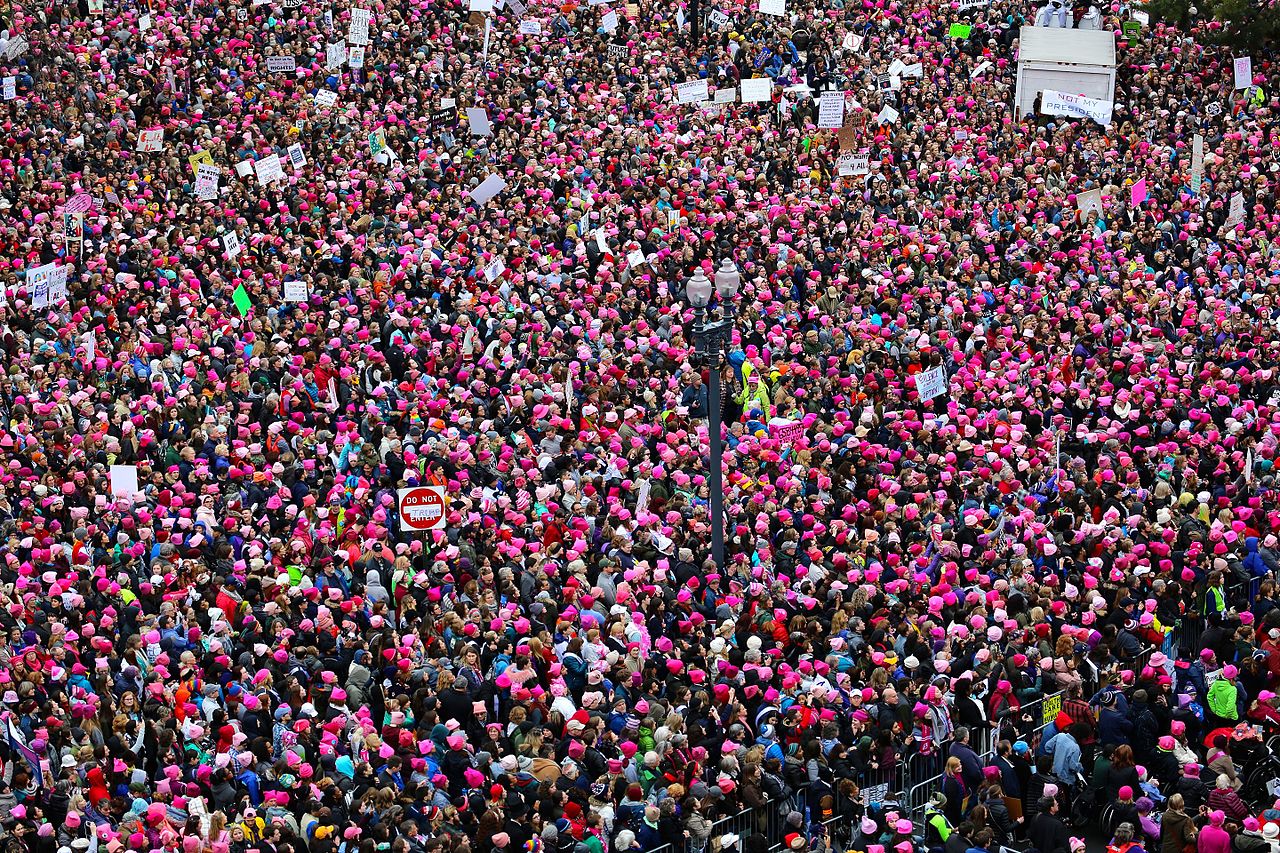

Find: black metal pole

[708,360,724,571]
[690,0,701,45]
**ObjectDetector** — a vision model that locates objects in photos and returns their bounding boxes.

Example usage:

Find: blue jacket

[1245,537,1267,577]
[1098,708,1134,746]
[637,821,663,852]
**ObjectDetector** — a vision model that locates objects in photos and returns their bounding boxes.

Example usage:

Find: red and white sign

[397,486,447,531]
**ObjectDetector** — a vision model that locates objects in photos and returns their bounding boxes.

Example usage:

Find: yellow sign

[1042,694,1063,726]
[188,150,216,174]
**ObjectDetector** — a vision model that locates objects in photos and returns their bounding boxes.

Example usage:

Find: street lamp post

[684,258,741,571]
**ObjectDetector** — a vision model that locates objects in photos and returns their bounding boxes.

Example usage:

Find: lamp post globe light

[684,258,740,571]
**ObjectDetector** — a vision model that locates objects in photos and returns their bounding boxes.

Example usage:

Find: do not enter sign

[397,486,448,531]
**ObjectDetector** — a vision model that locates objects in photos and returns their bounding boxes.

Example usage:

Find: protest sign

[520,19,542,34]
[1,77,13,101]
[1190,134,1204,194]
[1226,191,1245,230]
[194,164,220,200]
[838,154,869,176]
[914,365,948,401]
[284,281,309,303]
[676,79,709,104]
[232,284,252,317]
[1075,188,1103,219]
[136,128,164,152]
[740,77,772,102]
[714,87,736,104]
[28,263,68,310]
[1130,178,1147,207]
[287,143,307,169]
[769,419,805,445]
[187,150,216,175]
[1234,56,1252,89]
[3,36,27,60]
[467,108,492,136]
[758,0,785,15]
[266,56,297,72]
[314,89,339,109]
[864,784,891,805]
[817,91,845,128]
[958,0,988,9]
[469,174,508,205]
[49,265,69,306]
[709,9,731,27]
[326,42,346,69]
[1122,20,1140,46]
[254,153,285,185]
[65,194,94,214]
[1039,89,1113,126]
[28,264,53,309]
[430,106,457,129]
[601,9,618,30]
[875,104,899,124]
[109,465,140,500]
[508,0,527,14]
[222,231,242,259]
[348,8,371,44]
[484,257,507,282]
[348,46,365,68]
[948,23,971,38]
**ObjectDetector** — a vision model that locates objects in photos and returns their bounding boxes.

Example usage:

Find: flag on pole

[6,717,44,785]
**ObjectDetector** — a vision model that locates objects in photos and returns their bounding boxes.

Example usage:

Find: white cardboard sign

[676,79,709,104]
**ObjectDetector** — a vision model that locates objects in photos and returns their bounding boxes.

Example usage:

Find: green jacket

[925,807,953,843]
[1207,679,1239,721]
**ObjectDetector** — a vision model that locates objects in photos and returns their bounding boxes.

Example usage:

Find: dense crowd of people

[1,0,1280,852]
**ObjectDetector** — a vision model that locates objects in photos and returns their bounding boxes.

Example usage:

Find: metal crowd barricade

[897,641,1175,827]
[899,690,1065,825]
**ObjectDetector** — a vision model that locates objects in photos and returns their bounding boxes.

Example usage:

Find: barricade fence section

[647,603,1244,853]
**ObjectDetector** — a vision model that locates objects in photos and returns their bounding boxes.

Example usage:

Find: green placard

[1122,20,1140,46]
[232,284,252,316]
[949,23,971,38]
